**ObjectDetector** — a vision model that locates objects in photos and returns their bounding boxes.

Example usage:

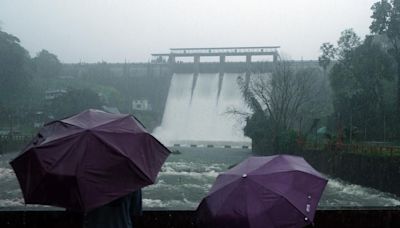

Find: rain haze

[1,0,400,226]
[0,0,375,62]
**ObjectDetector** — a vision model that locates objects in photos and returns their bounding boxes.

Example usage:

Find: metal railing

[169,46,280,55]
[0,135,31,154]
[304,143,400,157]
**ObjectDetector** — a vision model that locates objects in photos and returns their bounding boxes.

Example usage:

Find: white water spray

[153,73,250,145]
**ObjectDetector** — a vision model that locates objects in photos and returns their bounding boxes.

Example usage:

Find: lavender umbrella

[196,155,328,228]
[10,109,170,212]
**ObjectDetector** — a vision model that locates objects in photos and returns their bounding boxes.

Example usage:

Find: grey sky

[0,0,376,63]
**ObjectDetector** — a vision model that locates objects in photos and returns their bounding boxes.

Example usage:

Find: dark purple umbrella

[196,155,328,228]
[10,109,170,212]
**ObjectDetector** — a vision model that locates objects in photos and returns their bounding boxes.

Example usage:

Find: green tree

[370,0,400,112]
[352,37,394,140]
[0,29,31,108]
[328,29,362,118]
[240,60,331,153]
[318,42,336,73]
[329,31,395,141]
[49,88,103,119]
[33,49,62,79]
[337,29,362,58]
[329,30,362,112]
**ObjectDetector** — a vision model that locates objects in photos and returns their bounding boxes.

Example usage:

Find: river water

[1,148,399,210]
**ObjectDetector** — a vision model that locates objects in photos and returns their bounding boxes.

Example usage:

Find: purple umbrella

[10,109,170,212]
[196,155,328,228]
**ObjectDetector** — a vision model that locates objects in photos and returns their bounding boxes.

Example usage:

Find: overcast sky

[0,0,376,63]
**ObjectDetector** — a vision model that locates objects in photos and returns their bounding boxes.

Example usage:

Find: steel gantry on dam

[152,46,280,63]
[151,46,280,75]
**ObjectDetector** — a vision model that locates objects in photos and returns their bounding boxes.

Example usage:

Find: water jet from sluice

[153,73,251,148]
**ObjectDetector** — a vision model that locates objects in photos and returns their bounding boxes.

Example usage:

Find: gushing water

[153,73,250,145]
[1,150,400,210]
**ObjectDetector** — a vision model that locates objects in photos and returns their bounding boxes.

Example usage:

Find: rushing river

[1,148,400,210]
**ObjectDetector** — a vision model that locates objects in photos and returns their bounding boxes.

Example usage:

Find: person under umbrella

[10,109,171,227]
[196,154,328,228]
[84,189,142,228]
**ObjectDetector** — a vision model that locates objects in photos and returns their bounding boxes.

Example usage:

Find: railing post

[194,55,200,74]
[219,55,225,75]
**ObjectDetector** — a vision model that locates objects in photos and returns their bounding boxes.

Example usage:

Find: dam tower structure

[152,46,279,148]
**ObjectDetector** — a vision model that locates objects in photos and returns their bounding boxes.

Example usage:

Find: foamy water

[321,178,400,207]
[1,150,399,210]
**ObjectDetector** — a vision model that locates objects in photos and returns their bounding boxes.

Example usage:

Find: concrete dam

[152,47,280,148]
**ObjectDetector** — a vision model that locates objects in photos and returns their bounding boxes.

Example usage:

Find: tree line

[243,0,400,154]
[0,28,168,135]
[320,0,400,143]
[0,29,68,133]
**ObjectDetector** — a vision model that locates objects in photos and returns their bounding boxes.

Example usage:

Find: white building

[45,89,67,100]
[132,99,151,111]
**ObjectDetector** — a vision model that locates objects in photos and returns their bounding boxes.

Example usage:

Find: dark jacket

[85,190,142,228]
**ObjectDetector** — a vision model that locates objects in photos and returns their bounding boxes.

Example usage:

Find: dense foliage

[240,60,331,153]
[243,0,400,154]
[49,88,103,119]
[328,34,395,142]
[370,0,400,113]
[0,28,169,134]
[0,30,32,121]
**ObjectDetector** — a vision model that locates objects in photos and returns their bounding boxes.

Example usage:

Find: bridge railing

[1,208,400,228]
[304,143,400,157]
[168,140,252,150]
[170,47,279,55]
[0,135,31,154]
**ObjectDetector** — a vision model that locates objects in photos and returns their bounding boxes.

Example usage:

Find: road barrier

[0,208,399,228]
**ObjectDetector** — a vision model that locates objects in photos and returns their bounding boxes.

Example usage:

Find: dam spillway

[153,73,251,147]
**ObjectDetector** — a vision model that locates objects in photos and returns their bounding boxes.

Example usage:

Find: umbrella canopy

[196,154,328,228]
[10,109,170,211]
